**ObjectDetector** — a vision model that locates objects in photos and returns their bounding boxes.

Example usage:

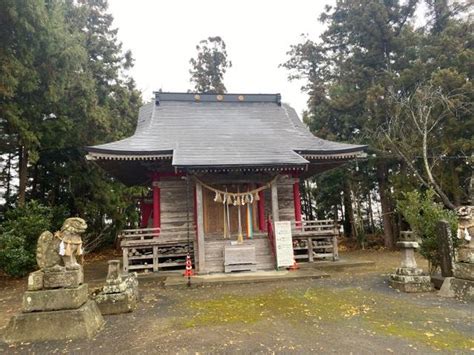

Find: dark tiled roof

[86,93,366,167]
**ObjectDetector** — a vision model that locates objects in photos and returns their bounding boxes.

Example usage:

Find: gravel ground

[0,250,473,354]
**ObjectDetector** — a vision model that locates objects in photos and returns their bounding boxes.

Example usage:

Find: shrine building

[85,92,366,274]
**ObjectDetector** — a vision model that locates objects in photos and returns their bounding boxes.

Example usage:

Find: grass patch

[182,286,473,351]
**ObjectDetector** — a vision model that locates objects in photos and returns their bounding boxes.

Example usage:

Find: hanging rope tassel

[237,187,243,243]
[223,196,228,239]
[59,240,65,256]
[247,202,254,239]
[464,227,471,241]
[226,198,231,238]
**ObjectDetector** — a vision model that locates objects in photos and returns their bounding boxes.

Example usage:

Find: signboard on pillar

[274,221,294,268]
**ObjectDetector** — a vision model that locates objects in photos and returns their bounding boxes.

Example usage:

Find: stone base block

[3,300,104,343]
[27,271,44,291]
[457,247,474,263]
[390,274,432,283]
[395,267,424,276]
[439,277,474,302]
[103,281,127,294]
[453,262,474,281]
[95,274,139,315]
[95,291,137,315]
[43,268,84,289]
[389,274,433,293]
[22,284,88,312]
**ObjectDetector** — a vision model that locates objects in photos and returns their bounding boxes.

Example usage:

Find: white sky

[108,0,336,116]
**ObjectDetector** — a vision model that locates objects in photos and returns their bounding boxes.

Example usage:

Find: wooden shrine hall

[85,92,366,274]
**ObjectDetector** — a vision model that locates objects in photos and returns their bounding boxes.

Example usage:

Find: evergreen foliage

[397,189,458,272]
[189,36,232,93]
[0,0,142,275]
[0,201,53,277]
[284,0,473,247]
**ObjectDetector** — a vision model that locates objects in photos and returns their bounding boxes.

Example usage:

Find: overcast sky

[108,0,336,116]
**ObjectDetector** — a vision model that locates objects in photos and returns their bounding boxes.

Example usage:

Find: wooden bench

[292,220,339,262]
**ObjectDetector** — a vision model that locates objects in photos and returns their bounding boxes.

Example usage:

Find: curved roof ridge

[85,94,367,167]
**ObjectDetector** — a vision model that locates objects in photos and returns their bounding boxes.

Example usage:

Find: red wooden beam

[140,202,153,228]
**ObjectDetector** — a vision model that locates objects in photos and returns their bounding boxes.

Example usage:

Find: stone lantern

[389,231,433,293]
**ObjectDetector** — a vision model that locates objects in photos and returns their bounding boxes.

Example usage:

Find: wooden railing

[119,224,195,273]
[292,219,339,262]
[121,227,161,240]
[292,219,338,235]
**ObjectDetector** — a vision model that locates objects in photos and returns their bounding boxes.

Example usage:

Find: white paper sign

[274,221,294,267]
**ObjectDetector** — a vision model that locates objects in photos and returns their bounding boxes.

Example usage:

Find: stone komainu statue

[456,206,473,241]
[36,217,88,270]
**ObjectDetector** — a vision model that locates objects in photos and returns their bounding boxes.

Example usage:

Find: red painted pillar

[140,202,153,228]
[152,174,160,232]
[258,187,266,232]
[293,179,302,229]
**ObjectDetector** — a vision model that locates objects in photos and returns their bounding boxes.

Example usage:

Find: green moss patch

[182,286,473,351]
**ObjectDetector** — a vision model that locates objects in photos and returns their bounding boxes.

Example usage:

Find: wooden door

[203,184,258,236]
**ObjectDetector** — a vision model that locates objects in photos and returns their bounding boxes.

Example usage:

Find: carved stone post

[437,220,454,277]
[440,206,474,301]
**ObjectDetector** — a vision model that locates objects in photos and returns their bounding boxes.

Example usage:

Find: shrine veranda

[85,92,367,274]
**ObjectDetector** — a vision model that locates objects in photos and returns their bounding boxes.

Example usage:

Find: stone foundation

[22,283,89,312]
[439,277,474,301]
[43,268,84,289]
[95,288,137,315]
[389,278,434,293]
[3,300,104,343]
[389,268,433,293]
[3,266,104,343]
[453,262,474,281]
[457,247,474,263]
[388,237,433,293]
[94,260,139,315]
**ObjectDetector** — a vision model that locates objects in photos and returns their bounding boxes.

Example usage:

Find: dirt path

[0,250,473,354]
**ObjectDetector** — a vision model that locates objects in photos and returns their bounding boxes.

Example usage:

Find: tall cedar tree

[283,0,472,247]
[0,0,142,246]
[189,36,232,94]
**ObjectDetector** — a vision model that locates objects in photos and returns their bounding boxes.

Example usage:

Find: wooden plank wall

[278,178,296,222]
[159,178,195,236]
[263,177,295,223]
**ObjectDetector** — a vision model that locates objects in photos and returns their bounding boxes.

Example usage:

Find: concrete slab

[299,259,375,271]
[164,269,329,287]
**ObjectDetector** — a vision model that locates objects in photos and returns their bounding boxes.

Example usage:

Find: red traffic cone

[288,256,299,271]
[183,254,194,277]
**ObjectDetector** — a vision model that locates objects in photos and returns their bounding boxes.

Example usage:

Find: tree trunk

[376,160,395,249]
[5,152,12,201]
[367,192,375,233]
[422,124,456,210]
[18,145,28,207]
[342,177,355,238]
[305,180,315,220]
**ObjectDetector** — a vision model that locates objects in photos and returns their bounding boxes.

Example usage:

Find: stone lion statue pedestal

[3,218,105,343]
[92,260,139,315]
[439,206,474,302]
